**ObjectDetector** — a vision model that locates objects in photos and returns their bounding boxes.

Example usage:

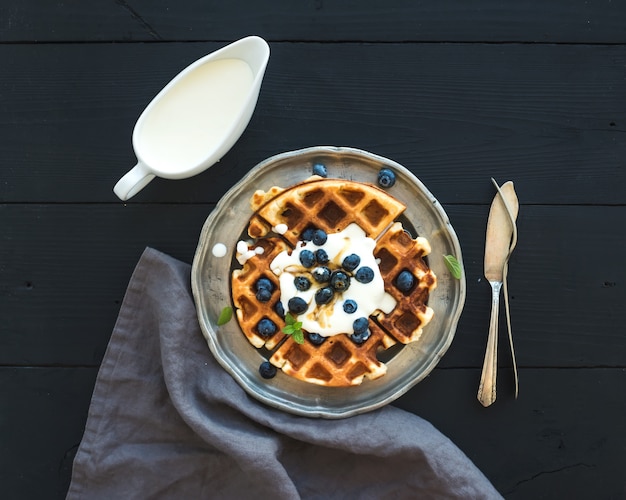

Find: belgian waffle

[232,177,437,387]
[231,237,290,350]
[248,178,405,244]
[270,320,396,387]
[372,222,437,344]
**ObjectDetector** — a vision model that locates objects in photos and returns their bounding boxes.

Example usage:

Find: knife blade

[484,181,519,282]
[477,180,519,407]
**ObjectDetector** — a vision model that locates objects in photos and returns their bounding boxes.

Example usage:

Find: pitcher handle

[113,163,155,201]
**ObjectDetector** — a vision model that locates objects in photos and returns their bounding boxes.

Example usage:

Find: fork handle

[478,280,502,407]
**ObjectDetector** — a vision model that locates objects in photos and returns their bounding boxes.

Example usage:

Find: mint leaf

[282,312,305,343]
[284,312,297,325]
[217,306,233,325]
[443,254,462,279]
[292,329,305,344]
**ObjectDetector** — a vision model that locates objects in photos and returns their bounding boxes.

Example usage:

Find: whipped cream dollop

[270,223,396,337]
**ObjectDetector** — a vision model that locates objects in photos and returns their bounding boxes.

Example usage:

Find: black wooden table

[2,2,625,498]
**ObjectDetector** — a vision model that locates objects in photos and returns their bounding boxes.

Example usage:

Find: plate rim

[191,146,466,418]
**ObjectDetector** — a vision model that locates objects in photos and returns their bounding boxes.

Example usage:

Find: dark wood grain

[395,367,626,499]
[2,1,625,498]
[0,203,212,366]
[1,1,625,43]
[1,42,624,204]
[2,204,624,367]
[2,366,623,499]
[0,367,98,500]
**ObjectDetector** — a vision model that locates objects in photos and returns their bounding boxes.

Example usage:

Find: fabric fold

[67,247,501,499]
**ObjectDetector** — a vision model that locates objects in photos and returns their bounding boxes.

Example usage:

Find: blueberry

[377,167,396,188]
[256,288,272,302]
[308,332,326,345]
[355,266,375,283]
[396,270,415,292]
[312,229,328,246]
[299,249,316,268]
[312,266,331,283]
[259,361,277,379]
[330,270,351,292]
[294,275,312,291]
[315,249,329,265]
[288,296,308,314]
[312,163,328,177]
[350,329,371,345]
[342,254,361,272]
[257,318,277,337]
[315,286,334,305]
[255,277,273,292]
[343,299,358,314]
[301,228,316,241]
[352,317,369,334]
[275,300,285,318]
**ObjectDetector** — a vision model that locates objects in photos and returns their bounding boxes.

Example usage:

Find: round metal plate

[191,146,465,418]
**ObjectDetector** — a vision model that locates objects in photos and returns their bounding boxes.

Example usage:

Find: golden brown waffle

[247,185,286,240]
[270,320,397,387]
[248,178,405,244]
[372,222,437,344]
[232,177,437,387]
[231,237,290,350]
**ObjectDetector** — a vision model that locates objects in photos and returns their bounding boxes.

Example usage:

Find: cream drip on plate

[211,243,228,257]
[236,240,264,265]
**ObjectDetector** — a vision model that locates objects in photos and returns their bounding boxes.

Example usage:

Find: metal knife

[477,180,519,407]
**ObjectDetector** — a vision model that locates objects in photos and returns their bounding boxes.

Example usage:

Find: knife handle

[478,280,502,407]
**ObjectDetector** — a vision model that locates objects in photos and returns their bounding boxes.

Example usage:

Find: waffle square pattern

[232,177,437,387]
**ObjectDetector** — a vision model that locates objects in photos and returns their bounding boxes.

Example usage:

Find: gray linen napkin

[67,247,501,499]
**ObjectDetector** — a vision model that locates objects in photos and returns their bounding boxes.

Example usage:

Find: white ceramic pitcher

[114,36,270,201]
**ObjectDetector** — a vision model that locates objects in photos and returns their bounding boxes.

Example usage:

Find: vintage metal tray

[191,146,465,418]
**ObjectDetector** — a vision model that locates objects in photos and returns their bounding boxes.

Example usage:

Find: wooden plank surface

[2,1,625,498]
[1,1,625,43]
[1,204,624,367]
[0,42,624,204]
[0,367,98,500]
[395,367,626,499]
[1,367,623,499]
